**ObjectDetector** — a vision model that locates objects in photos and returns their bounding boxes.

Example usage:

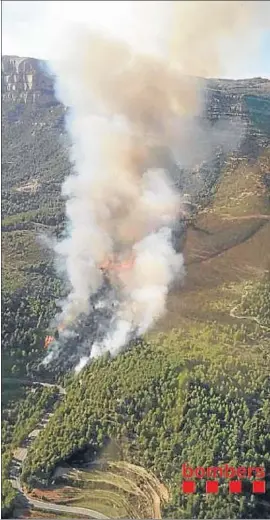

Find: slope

[2,56,270,519]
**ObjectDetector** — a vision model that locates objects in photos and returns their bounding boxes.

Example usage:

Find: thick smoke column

[47,1,269,370]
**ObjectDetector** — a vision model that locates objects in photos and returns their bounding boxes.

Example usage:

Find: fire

[44,324,64,349]
[44,257,135,350]
[44,335,55,349]
[99,252,135,273]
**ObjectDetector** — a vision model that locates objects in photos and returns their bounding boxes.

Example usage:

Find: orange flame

[44,335,55,349]
[99,252,135,272]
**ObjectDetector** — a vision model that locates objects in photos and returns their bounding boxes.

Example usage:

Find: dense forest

[22,323,270,518]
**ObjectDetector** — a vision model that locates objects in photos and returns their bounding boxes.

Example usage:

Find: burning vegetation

[43,1,267,371]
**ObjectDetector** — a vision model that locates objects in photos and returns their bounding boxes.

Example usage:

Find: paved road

[8,380,108,519]
[3,377,66,395]
[25,496,108,519]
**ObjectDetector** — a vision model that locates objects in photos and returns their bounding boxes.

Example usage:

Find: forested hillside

[2,56,270,519]
[22,324,270,518]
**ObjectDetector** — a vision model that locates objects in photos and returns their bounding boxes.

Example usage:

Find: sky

[2,0,270,79]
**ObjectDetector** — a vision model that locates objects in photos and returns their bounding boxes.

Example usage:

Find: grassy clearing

[69,468,139,494]
[2,230,46,291]
[68,491,130,518]
[185,218,266,264]
[2,201,64,228]
[2,209,39,227]
[209,152,269,217]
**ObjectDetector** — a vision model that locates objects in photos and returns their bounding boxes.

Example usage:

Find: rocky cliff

[2,56,56,105]
[2,55,270,112]
[2,55,270,210]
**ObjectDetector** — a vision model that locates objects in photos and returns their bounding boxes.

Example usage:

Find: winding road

[230,286,270,332]
[8,380,108,519]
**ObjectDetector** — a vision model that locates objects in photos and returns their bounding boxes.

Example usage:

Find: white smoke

[74,356,89,374]
[45,1,268,371]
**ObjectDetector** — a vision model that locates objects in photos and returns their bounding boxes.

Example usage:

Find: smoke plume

[46,1,268,371]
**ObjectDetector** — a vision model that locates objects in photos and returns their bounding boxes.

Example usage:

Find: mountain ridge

[2,54,270,104]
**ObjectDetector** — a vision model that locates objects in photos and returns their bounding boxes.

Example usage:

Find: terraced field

[29,461,169,519]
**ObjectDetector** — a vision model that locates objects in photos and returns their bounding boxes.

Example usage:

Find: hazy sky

[2,0,270,79]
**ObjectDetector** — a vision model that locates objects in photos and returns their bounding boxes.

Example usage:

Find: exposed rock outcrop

[2,56,56,105]
[2,55,269,209]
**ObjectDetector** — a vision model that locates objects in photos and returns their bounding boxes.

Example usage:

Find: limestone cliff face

[2,56,56,105]
[2,55,269,160]
[2,54,269,120]
[205,78,270,152]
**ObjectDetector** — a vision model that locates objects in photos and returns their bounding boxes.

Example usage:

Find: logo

[182,464,266,494]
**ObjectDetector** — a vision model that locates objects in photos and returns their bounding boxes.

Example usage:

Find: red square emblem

[182,481,196,493]
[253,481,266,494]
[229,480,242,494]
[206,481,219,493]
